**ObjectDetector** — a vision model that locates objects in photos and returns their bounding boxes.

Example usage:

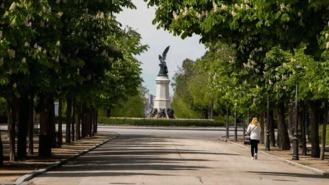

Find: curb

[15,134,119,185]
[220,138,329,177]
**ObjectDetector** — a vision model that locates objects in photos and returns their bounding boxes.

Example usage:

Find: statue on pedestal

[148,45,175,119]
[158,46,170,76]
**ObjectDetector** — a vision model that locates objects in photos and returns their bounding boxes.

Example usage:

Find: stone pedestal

[154,76,170,109]
[150,76,174,118]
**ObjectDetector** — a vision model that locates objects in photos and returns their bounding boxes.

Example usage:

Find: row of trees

[0,0,147,166]
[146,0,329,159]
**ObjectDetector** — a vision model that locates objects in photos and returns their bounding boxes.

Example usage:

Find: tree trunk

[0,129,3,166]
[288,104,294,138]
[57,98,63,147]
[320,121,327,160]
[28,95,34,155]
[241,119,246,142]
[234,108,237,142]
[17,95,29,160]
[90,108,93,136]
[260,113,265,144]
[81,104,87,138]
[309,101,320,158]
[39,94,53,158]
[277,102,290,150]
[226,108,229,139]
[320,103,328,160]
[299,104,307,155]
[88,108,92,137]
[90,109,94,137]
[84,107,89,137]
[8,97,18,161]
[208,101,213,119]
[49,97,56,148]
[93,108,97,135]
[76,103,81,140]
[106,108,111,117]
[65,96,72,143]
[71,99,75,141]
[269,109,276,147]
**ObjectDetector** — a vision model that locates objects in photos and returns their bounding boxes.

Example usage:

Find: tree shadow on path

[40,134,238,178]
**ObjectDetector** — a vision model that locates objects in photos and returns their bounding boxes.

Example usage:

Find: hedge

[99,117,224,127]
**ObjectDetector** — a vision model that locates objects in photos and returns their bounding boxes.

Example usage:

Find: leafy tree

[145,0,329,156]
[172,59,201,118]
[0,0,147,162]
[0,0,61,160]
[97,28,147,116]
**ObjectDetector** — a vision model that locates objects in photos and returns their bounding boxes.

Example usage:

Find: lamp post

[292,65,301,160]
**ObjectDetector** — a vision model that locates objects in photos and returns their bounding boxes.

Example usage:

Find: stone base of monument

[149,75,175,119]
[149,108,175,119]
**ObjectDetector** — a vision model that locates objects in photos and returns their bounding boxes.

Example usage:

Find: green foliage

[110,87,147,118]
[172,42,255,118]
[97,28,147,110]
[145,0,328,53]
[172,95,200,118]
[263,46,329,102]
[0,0,61,97]
[188,61,213,110]
[55,1,147,110]
[171,58,200,118]
[145,0,329,121]
[0,0,147,115]
[99,117,224,127]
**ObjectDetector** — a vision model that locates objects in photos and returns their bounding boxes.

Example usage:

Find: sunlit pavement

[28,126,329,185]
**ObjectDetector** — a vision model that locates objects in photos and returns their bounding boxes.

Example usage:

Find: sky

[116,0,206,95]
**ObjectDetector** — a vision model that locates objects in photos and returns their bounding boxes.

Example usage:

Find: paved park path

[27,126,329,185]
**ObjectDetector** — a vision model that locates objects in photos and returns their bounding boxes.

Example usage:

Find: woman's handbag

[244,126,256,145]
[244,134,251,145]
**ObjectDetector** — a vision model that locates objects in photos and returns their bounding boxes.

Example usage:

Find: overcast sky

[116,0,206,95]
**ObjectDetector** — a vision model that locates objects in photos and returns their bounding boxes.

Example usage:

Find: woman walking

[246,117,261,160]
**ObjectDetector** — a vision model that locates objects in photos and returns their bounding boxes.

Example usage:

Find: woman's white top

[246,124,261,140]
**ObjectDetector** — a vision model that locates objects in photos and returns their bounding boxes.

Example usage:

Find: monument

[150,46,175,118]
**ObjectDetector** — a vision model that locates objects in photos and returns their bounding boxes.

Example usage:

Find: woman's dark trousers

[250,140,259,157]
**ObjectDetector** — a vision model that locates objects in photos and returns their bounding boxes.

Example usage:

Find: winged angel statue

[158,46,170,76]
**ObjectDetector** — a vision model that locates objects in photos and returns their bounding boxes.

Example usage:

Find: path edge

[15,134,119,185]
[220,138,329,177]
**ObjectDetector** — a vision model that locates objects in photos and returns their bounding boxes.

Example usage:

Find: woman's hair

[251,117,258,126]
